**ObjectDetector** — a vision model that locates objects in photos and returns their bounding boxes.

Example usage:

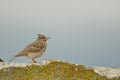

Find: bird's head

[37,34,49,41]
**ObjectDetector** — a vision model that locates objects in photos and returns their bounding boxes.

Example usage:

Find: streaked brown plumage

[9,34,49,63]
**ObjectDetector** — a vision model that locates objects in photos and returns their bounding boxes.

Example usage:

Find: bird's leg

[9,57,16,62]
[32,59,37,63]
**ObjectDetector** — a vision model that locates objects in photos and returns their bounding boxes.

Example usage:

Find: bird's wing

[25,42,45,53]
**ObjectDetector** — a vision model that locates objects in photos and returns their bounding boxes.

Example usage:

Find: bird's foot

[32,59,37,63]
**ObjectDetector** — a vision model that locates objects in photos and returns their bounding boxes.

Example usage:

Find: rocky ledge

[0,60,120,80]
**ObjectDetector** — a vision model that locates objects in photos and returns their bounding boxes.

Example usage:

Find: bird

[9,34,49,63]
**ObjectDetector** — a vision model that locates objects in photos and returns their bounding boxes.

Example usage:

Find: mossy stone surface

[0,61,119,80]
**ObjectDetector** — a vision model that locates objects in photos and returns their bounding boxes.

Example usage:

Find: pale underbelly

[27,52,44,59]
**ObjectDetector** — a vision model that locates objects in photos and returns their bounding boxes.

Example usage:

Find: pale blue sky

[0,0,120,67]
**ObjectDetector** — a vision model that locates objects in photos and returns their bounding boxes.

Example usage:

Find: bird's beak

[47,37,50,39]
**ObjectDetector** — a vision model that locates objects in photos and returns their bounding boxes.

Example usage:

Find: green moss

[0,61,119,80]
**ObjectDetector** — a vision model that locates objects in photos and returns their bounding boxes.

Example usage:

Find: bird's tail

[0,58,4,62]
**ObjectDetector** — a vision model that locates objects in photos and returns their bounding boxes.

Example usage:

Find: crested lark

[9,34,49,63]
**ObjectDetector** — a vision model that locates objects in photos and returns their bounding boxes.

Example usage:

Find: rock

[93,67,120,78]
[0,60,120,80]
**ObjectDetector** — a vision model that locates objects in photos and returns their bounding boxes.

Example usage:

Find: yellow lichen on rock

[0,60,119,80]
